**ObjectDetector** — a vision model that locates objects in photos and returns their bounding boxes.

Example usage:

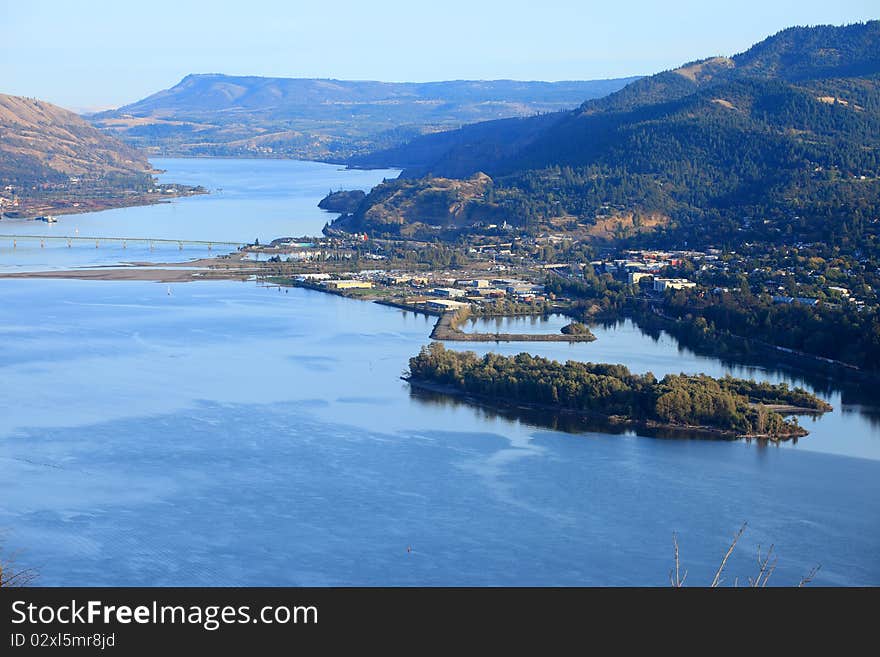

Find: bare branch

[752,544,776,587]
[711,521,747,588]
[670,531,686,587]
[762,555,778,587]
[0,545,38,588]
[673,533,689,586]
[798,564,822,587]
[674,524,817,587]
[0,559,38,588]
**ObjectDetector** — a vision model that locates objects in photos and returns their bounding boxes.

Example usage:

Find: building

[628,272,653,285]
[431,287,465,299]
[618,260,648,273]
[491,279,519,288]
[653,278,696,292]
[325,280,374,290]
[467,288,502,298]
[383,275,413,285]
[426,299,470,312]
[772,296,820,307]
[287,250,322,261]
[503,282,543,294]
[454,279,490,288]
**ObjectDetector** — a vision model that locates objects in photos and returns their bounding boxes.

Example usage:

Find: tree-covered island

[407,343,832,440]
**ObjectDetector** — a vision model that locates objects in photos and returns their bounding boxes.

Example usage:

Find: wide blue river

[0,159,877,586]
[0,158,396,272]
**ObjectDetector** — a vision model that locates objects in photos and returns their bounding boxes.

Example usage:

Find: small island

[406,343,832,440]
[561,321,593,336]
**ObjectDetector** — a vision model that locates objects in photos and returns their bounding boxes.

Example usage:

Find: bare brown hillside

[0,93,151,185]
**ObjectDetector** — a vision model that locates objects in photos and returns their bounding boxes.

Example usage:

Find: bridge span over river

[1,234,246,251]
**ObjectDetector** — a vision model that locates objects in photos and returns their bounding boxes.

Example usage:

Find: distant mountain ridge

[115,74,637,112]
[90,74,639,161]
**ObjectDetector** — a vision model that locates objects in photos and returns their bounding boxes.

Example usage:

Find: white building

[653,278,696,292]
[628,272,653,285]
[431,287,466,299]
[426,299,470,312]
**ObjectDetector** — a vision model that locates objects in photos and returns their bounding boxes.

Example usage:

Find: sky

[2,0,877,111]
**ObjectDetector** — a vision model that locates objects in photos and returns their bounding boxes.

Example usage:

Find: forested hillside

[346,22,880,251]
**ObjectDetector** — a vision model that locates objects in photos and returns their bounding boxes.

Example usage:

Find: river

[0,159,877,586]
[0,158,397,272]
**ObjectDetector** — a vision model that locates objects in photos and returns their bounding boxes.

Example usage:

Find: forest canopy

[408,343,830,438]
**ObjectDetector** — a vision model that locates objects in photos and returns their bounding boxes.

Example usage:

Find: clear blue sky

[2,0,877,111]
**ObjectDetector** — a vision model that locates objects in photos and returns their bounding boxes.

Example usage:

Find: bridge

[0,234,246,250]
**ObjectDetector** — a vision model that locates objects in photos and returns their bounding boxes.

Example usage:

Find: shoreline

[629,306,880,384]
[5,187,208,220]
[429,310,597,343]
[0,255,262,283]
[404,377,811,441]
[289,281,595,342]
[126,153,403,173]
[4,261,876,389]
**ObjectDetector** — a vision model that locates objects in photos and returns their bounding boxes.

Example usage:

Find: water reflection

[409,386,806,444]
[431,314,879,460]
[461,313,572,334]
[627,316,880,408]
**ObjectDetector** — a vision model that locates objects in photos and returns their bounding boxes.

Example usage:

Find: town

[0,179,206,219]
[227,227,879,372]
[244,231,875,314]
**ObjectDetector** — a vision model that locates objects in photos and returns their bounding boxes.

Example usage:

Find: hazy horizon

[2,0,878,112]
